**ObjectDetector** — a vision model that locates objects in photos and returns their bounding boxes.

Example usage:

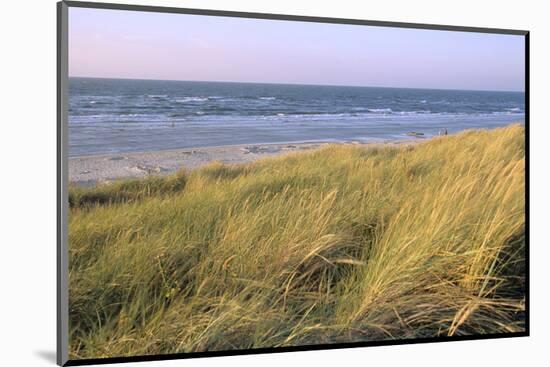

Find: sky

[69,8,525,92]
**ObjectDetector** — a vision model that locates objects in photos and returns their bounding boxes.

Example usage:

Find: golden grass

[68,124,525,359]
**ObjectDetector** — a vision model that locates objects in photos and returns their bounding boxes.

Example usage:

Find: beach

[68,78,524,186]
[69,139,418,185]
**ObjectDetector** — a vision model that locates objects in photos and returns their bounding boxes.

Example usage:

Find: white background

[1,0,548,366]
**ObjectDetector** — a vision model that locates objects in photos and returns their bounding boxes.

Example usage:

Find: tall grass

[68,124,525,359]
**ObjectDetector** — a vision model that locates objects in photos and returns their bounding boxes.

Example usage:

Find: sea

[69,77,525,157]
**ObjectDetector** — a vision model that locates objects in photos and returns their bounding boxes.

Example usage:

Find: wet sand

[69,140,417,186]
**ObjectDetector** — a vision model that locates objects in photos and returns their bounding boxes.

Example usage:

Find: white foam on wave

[120,113,149,117]
[367,108,393,113]
[491,110,524,116]
[396,110,431,115]
[175,97,208,103]
[259,97,276,100]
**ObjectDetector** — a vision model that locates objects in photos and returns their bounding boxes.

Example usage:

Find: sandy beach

[69,139,417,185]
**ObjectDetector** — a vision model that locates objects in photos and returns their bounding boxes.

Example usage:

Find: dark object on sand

[109,156,126,161]
[242,145,281,154]
[406,132,425,138]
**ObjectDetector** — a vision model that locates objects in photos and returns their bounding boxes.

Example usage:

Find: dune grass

[68,124,526,359]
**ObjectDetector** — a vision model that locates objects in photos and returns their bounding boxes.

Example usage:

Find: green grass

[68,124,525,359]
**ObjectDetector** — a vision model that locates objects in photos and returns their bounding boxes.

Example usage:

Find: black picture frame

[57,1,530,365]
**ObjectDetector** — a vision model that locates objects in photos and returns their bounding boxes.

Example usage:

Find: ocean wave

[175,97,208,103]
[367,108,393,114]
[79,95,117,100]
[87,100,113,105]
[69,109,526,128]
[69,108,525,123]
[259,97,277,100]
[490,110,525,116]
[262,109,525,121]
[119,113,152,117]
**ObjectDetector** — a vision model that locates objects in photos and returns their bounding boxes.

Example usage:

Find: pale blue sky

[69,8,525,91]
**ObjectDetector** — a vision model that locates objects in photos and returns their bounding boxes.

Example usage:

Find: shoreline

[69,138,420,186]
[68,138,388,160]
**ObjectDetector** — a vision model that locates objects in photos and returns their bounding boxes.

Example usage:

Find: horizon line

[68,75,525,93]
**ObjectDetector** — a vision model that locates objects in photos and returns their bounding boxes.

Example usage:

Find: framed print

[57,1,529,365]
